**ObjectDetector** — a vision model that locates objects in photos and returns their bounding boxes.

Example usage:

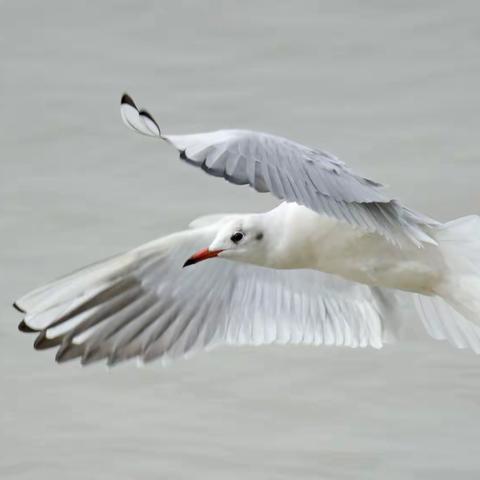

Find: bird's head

[183,215,267,268]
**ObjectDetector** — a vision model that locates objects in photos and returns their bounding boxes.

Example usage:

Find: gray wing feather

[119,94,437,246]
[168,130,438,246]
[15,226,392,366]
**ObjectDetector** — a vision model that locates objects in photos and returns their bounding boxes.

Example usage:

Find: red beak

[183,248,223,267]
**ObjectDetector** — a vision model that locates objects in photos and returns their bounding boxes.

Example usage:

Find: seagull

[13,93,480,366]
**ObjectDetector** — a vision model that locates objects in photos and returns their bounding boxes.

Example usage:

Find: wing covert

[120,94,438,247]
[15,224,392,366]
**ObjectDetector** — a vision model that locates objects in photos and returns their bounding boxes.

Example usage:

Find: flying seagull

[13,94,480,366]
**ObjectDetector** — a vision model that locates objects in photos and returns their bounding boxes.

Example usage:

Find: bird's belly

[272,204,444,294]
[318,235,442,294]
[308,221,443,294]
[328,257,441,294]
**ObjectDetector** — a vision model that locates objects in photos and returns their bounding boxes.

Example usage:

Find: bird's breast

[267,202,443,293]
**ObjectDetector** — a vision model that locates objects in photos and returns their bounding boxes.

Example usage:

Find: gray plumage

[14,95,480,367]
[16,224,398,366]
[120,93,438,247]
[17,219,480,366]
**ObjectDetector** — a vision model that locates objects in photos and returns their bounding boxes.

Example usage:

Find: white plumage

[13,93,480,365]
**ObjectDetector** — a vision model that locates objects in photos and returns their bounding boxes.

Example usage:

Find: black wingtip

[34,331,62,350]
[139,109,161,135]
[13,302,25,313]
[55,343,82,363]
[121,93,136,109]
[18,320,36,333]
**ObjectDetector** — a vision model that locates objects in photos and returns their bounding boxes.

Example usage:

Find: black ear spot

[256,232,263,241]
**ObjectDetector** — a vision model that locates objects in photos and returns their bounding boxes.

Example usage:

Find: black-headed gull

[13,94,480,365]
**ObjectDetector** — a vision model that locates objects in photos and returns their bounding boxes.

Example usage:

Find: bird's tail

[432,215,480,325]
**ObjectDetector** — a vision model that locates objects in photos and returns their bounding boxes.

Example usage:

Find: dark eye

[230,232,244,243]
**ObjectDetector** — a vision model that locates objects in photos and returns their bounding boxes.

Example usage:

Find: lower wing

[14,219,480,366]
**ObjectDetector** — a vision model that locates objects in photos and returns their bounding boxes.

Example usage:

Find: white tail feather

[433,215,480,325]
[413,294,480,353]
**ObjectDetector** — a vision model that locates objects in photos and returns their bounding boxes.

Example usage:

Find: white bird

[13,93,480,366]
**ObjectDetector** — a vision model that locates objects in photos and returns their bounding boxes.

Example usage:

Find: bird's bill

[183,248,223,267]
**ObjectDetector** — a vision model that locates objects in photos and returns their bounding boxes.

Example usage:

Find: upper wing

[120,94,438,247]
[14,223,395,366]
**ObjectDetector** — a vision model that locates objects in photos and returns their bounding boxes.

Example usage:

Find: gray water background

[2,1,480,478]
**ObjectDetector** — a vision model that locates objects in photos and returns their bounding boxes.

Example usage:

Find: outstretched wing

[120,94,438,247]
[15,222,396,366]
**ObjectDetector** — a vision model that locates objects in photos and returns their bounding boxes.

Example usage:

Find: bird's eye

[230,232,244,243]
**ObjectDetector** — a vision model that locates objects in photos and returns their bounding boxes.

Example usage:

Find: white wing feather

[15,219,480,366]
[15,222,394,366]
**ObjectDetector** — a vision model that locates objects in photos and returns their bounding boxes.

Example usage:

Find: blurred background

[2,1,480,479]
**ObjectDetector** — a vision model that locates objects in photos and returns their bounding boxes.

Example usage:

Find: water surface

[2,1,480,478]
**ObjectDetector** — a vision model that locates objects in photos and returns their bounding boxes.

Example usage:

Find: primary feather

[15,220,397,366]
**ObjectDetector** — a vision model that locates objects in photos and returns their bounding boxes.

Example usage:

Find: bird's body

[12,93,480,365]
[242,202,444,295]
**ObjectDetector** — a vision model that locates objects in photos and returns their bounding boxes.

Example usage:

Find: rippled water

[2,1,480,478]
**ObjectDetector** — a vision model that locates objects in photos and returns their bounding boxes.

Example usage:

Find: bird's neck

[259,204,321,270]
[261,203,351,271]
